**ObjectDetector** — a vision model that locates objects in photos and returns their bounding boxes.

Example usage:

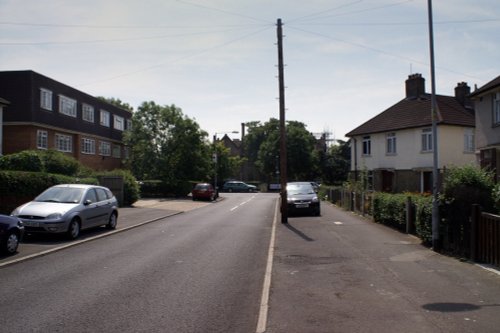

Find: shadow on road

[283,222,315,242]
[423,302,500,312]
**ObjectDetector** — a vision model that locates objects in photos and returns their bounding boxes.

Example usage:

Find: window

[81,138,96,154]
[114,115,124,131]
[362,136,371,156]
[55,134,72,152]
[386,133,396,154]
[112,144,121,158]
[99,141,111,156]
[421,128,433,152]
[82,104,94,123]
[494,92,500,125]
[37,130,48,149]
[100,110,110,127]
[59,95,77,117]
[126,119,132,130]
[40,88,52,111]
[464,128,474,153]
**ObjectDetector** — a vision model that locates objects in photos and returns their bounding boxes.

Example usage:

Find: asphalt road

[1,193,500,333]
[0,193,276,332]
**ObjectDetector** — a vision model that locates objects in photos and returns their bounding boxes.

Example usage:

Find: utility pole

[427,0,440,251]
[277,18,288,224]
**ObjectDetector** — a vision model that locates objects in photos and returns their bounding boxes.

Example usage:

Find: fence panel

[476,212,500,267]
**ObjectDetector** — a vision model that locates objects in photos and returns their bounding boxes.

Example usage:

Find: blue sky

[1,0,499,141]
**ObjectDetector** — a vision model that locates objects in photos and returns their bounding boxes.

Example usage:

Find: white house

[470,75,500,182]
[346,74,475,193]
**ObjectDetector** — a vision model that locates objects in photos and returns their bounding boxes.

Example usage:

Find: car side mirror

[84,199,92,206]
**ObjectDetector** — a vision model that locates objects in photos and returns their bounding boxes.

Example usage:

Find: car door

[94,188,112,227]
[81,188,103,229]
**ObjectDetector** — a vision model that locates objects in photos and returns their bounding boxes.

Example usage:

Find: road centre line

[229,194,257,212]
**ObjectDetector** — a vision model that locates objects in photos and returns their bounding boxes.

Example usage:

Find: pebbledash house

[0,70,132,171]
[346,73,475,193]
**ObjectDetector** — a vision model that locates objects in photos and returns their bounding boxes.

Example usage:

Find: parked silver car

[12,184,118,240]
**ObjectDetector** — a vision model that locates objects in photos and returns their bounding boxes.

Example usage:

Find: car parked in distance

[11,184,118,240]
[286,182,321,216]
[0,214,24,255]
[192,183,216,201]
[222,181,257,193]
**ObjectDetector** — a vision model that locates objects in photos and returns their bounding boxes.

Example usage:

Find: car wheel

[67,218,80,240]
[106,213,117,230]
[1,231,20,255]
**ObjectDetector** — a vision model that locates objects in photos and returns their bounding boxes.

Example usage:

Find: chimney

[405,73,425,99]
[455,81,471,107]
[241,122,246,140]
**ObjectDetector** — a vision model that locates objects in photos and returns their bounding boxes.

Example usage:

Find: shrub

[493,183,500,214]
[37,149,80,176]
[412,194,433,244]
[0,150,43,172]
[373,192,407,230]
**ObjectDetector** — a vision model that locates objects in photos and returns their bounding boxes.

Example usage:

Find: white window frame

[126,119,132,131]
[37,130,48,149]
[494,92,500,125]
[99,141,111,156]
[114,115,124,131]
[100,110,110,127]
[421,128,433,152]
[55,133,72,153]
[386,133,397,155]
[82,104,95,123]
[59,95,77,117]
[112,144,121,158]
[81,138,96,155]
[40,88,53,111]
[362,136,371,156]
[464,128,474,153]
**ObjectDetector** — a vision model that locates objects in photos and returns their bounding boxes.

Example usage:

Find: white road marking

[256,198,278,333]
[334,221,343,225]
[229,194,257,212]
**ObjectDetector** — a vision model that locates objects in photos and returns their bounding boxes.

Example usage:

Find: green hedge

[0,170,97,214]
[372,192,433,242]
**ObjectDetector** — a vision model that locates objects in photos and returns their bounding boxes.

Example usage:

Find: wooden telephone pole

[277,18,288,224]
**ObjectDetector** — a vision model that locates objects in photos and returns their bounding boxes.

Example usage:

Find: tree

[320,139,350,185]
[97,97,134,112]
[123,102,211,193]
[243,118,318,182]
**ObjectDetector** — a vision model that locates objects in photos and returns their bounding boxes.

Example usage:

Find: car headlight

[46,213,63,220]
[312,196,319,203]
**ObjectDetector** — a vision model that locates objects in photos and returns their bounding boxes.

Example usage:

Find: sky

[1,0,499,142]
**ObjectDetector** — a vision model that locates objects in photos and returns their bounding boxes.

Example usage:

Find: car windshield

[287,184,315,195]
[35,187,84,204]
[195,184,209,190]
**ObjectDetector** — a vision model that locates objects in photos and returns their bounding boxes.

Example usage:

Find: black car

[0,214,24,255]
[222,181,257,193]
[286,182,321,216]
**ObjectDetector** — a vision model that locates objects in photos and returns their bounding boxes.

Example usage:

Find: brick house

[346,73,476,193]
[470,75,500,182]
[0,70,132,171]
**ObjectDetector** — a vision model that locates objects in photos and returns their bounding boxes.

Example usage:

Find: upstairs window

[112,144,121,158]
[464,128,475,153]
[100,110,110,127]
[82,104,94,123]
[59,95,77,117]
[40,88,53,111]
[362,136,371,156]
[386,133,397,155]
[126,119,132,130]
[421,128,433,152]
[494,92,500,125]
[114,115,124,131]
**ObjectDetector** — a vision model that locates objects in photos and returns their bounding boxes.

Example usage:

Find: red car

[192,183,216,201]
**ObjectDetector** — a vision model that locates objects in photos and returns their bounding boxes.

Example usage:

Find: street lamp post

[213,131,239,197]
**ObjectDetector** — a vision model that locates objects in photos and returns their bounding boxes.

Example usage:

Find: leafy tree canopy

[123,102,211,187]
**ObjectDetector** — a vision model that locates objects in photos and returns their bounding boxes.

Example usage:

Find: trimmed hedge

[0,170,97,214]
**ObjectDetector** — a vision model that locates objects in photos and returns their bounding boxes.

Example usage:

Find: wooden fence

[471,205,500,267]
